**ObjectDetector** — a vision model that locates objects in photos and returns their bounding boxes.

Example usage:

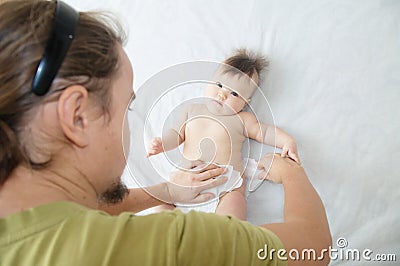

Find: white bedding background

[67,1,400,264]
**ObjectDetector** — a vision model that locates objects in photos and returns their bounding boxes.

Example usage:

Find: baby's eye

[216,82,223,88]
[230,91,239,97]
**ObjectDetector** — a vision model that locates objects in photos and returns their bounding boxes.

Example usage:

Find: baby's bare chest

[185,114,245,145]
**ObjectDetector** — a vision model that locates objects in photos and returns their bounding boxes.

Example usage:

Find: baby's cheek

[204,87,217,97]
[230,101,244,113]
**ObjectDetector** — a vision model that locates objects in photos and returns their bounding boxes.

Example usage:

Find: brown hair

[0,0,126,184]
[222,48,269,84]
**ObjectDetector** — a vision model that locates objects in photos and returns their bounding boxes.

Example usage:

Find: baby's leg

[215,177,246,220]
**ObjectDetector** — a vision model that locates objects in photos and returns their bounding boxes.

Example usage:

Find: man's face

[94,46,134,204]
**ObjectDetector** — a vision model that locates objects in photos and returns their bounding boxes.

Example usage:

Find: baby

[148,49,300,220]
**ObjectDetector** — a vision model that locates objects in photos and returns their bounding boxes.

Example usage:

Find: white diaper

[175,158,265,213]
[243,158,265,193]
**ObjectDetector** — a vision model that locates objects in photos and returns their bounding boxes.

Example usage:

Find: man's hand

[257,153,305,184]
[165,163,228,204]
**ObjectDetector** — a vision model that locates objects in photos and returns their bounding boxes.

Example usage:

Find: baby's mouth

[212,99,223,107]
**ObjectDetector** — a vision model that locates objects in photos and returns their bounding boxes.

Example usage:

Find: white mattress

[66,1,400,264]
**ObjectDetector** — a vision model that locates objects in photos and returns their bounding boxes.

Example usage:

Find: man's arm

[99,187,163,215]
[99,165,227,215]
[259,154,332,265]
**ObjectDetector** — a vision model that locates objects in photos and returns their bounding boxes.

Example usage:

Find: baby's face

[205,72,258,115]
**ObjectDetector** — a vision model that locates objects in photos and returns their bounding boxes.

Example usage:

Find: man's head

[205,48,269,115]
[0,0,133,204]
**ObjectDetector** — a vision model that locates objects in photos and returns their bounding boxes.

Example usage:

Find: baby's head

[205,48,268,115]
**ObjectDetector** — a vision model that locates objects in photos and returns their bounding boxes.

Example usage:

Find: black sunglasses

[31,1,79,96]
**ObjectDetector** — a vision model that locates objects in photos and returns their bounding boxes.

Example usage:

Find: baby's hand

[147,137,164,157]
[281,140,301,164]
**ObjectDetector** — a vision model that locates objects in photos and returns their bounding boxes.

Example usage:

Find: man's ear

[57,85,90,148]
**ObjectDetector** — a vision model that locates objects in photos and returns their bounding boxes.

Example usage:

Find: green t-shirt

[0,201,287,266]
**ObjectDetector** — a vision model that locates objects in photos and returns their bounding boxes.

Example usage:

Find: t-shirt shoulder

[1,201,287,266]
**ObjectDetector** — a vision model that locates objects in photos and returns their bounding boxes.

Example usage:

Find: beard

[98,179,129,205]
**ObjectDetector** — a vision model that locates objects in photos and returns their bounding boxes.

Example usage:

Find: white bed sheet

[66,1,400,264]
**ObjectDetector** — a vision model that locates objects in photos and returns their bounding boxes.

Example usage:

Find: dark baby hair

[222,48,269,84]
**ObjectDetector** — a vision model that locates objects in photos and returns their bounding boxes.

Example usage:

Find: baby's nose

[217,90,227,100]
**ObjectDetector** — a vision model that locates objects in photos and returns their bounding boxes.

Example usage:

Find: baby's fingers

[146,150,155,157]
[147,148,161,157]
[150,141,160,148]
[148,143,157,152]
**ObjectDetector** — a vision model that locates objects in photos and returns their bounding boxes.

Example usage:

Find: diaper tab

[243,158,265,192]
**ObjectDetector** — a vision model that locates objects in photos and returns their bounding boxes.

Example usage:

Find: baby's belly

[182,112,246,171]
[183,123,243,171]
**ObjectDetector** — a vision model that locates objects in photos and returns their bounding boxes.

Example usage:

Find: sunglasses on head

[31,1,79,96]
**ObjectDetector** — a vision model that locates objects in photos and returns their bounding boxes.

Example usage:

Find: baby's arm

[147,106,188,157]
[240,111,300,164]
[147,129,184,157]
